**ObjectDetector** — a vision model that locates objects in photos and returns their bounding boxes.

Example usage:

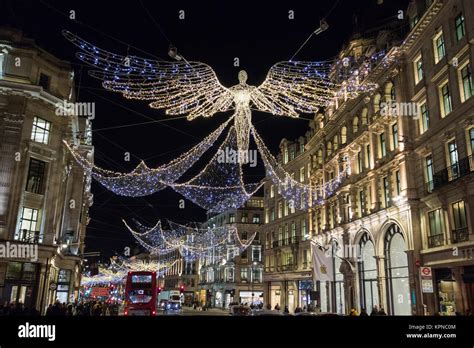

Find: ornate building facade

[263,0,474,316]
[0,28,93,313]
[262,136,313,313]
[198,197,264,308]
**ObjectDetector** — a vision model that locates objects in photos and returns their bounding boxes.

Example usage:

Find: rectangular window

[16,207,40,243]
[383,177,390,207]
[439,82,452,117]
[252,214,260,224]
[290,148,295,160]
[419,101,429,133]
[365,144,371,168]
[252,247,261,262]
[455,14,466,41]
[299,167,305,183]
[392,123,398,150]
[300,142,305,154]
[380,132,387,157]
[241,213,248,223]
[301,219,307,238]
[460,63,473,102]
[357,151,363,174]
[284,148,289,164]
[469,128,474,155]
[395,170,401,195]
[31,117,51,145]
[414,54,424,84]
[447,140,459,180]
[428,209,444,236]
[240,268,249,282]
[425,155,434,192]
[38,73,50,91]
[433,29,446,63]
[452,201,468,229]
[25,158,46,194]
[229,214,235,223]
[359,190,365,216]
[270,185,275,198]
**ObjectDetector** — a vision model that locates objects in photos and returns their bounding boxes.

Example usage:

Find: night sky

[1,0,409,260]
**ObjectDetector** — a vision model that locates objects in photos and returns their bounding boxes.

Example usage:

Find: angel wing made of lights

[63,31,343,120]
[63,30,233,120]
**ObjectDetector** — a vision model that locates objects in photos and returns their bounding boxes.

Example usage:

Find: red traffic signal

[179,285,185,293]
[157,287,162,294]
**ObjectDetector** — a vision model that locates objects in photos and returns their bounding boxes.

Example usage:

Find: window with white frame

[16,207,41,243]
[433,28,446,63]
[299,167,305,183]
[459,62,473,102]
[31,117,51,145]
[439,81,452,117]
[419,101,429,133]
[414,54,424,84]
[455,13,466,42]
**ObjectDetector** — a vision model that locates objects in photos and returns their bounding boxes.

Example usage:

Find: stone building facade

[262,137,313,313]
[198,197,264,308]
[263,0,474,316]
[0,27,93,313]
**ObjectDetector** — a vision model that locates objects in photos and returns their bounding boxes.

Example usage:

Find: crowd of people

[0,300,120,316]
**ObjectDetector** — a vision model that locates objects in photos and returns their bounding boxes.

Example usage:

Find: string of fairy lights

[80,258,179,286]
[122,218,256,262]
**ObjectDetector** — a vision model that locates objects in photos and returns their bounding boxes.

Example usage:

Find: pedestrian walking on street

[370,305,379,316]
[284,305,289,314]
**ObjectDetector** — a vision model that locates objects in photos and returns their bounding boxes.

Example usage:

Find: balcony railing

[452,227,469,243]
[427,155,473,193]
[427,233,445,248]
[18,230,40,244]
[281,263,295,271]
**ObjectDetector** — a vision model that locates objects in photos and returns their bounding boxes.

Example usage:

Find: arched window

[361,108,368,125]
[358,233,379,313]
[353,116,359,134]
[333,135,339,151]
[317,148,323,165]
[327,141,333,157]
[373,94,382,113]
[385,224,411,315]
[341,126,347,145]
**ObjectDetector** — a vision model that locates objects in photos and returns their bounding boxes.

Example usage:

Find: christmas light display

[63,31,377,154]
[64,116,232,197]
[63,31,386,213]
[123,218,256,262]
[170,126,262,212]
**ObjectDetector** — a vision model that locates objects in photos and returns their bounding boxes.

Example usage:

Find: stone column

[375,255,388,312]
[0,113,24,238]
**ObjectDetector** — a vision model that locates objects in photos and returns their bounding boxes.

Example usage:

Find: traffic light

[179,285,185,293]
[157,287,162,294]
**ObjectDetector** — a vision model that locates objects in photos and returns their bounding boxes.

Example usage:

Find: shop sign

[420,266,433,293]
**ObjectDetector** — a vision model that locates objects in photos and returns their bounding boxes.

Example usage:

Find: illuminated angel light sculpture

[63,30,376,154]
[64,31,380,212]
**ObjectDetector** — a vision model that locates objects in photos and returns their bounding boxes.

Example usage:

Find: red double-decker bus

[124,271,157,316]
